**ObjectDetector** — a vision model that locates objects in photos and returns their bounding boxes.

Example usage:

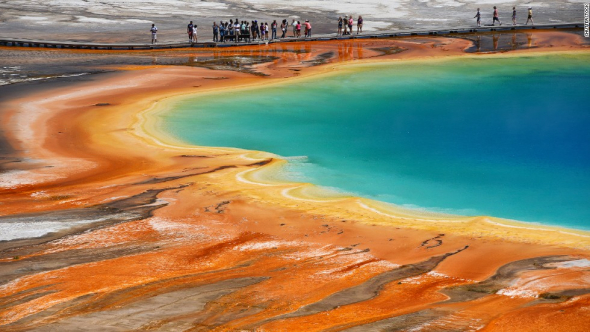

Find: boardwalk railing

[0,23,583,50]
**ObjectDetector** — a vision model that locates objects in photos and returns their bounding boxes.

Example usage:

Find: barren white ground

[0,0,585,42]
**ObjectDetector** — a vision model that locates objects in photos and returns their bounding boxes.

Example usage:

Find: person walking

[304,20,311,38]
[492,6,502,26]
[357,16,363,34]
[150,24,158,44]
[525,7,534,25]
[474,8,481,27]
[187,21,194,43]
[512,7,517,25]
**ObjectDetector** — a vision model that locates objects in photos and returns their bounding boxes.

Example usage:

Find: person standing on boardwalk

[251,21,257,40]
[343,16,348,35]
[281,20,289,38]
[474,8,481,27]
[338,17,343,36]
[213,22,219,42]
[150,24,158,44]
[348,16,354,34]
[292,19,297,37]
[525,7,534,25]
[234,20,240,42]
[271,20,278,39]
[192,24,198,43]
[220,22,226,42]
[492,6,502,26]
[187,21,194,43]
[304,20,311,38]
[296,21,301,38]
[512,7,517,25]
[357,16,363,34]
[260,22,265,40]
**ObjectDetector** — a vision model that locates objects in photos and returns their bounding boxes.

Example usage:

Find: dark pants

[272,28,277,39]
[213,31,218,42]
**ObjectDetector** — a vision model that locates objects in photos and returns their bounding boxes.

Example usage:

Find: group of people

[474,6,534,27]
[338,16,363,36]
[187,21,198,43]
[213,20,270,42]
[209,18,314,42]
[150,7,537,46]
[150,15,366,44]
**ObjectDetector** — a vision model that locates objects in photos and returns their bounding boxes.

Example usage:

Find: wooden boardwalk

[0,23,583,51]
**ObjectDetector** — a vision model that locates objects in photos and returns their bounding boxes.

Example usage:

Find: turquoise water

[161,54,590,230]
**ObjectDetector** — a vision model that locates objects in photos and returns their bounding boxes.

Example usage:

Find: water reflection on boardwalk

[1,29,586,85]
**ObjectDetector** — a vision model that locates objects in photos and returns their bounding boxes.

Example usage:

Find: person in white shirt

[192,25,198,42]
[150,24,158,44]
